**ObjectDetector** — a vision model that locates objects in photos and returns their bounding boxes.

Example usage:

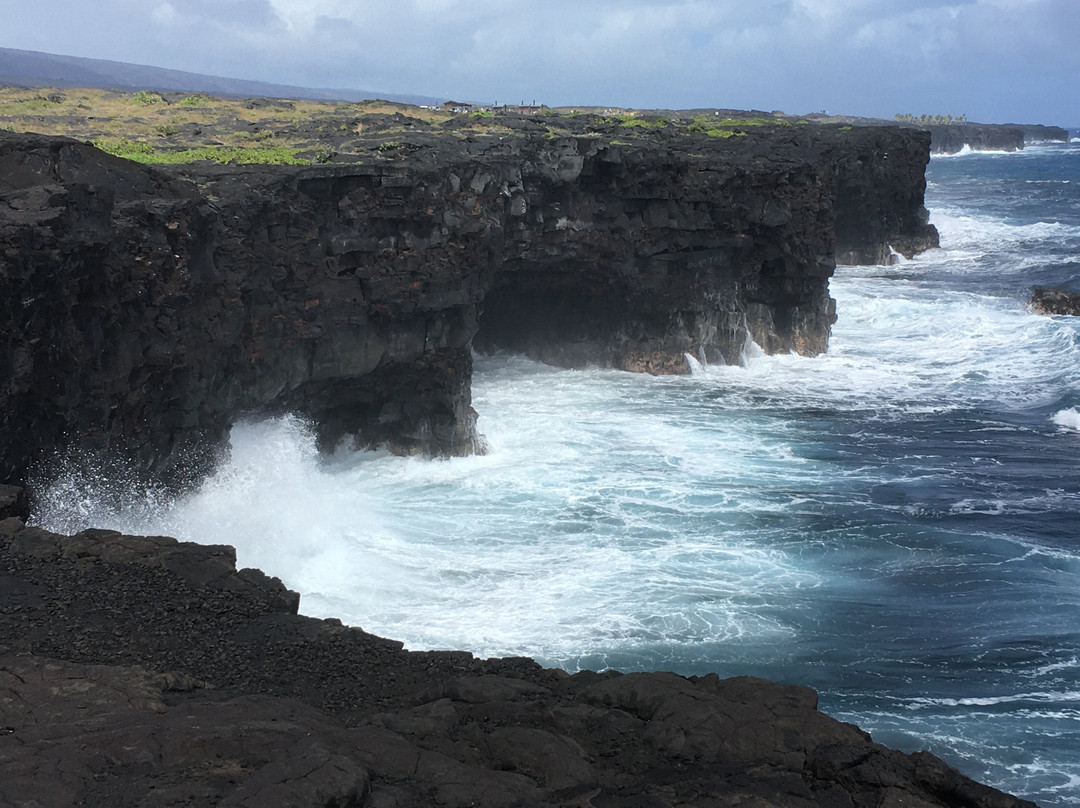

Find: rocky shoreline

[0,488,1037,807]
[2,119,1040,806]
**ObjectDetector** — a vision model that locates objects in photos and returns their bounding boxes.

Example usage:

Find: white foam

[930,209,1080,255]
[683,352,705,374]
[1053,408,1080,432]
[932,145,1019,158]
[905,690,1080,708]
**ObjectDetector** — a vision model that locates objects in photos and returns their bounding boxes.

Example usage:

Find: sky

[1,0,1077,125]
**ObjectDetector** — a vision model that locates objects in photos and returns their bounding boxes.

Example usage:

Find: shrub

[132,91,161,106]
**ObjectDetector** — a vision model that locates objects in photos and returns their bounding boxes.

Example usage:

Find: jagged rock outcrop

[1,125,934,489]
[0,511,1037,808]
[1030,286,1080,315]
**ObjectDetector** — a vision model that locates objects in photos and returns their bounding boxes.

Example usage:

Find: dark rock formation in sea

[1014,124,1070,144]
[922,124,1025,155]
[0,124,935,489]
[916,122,1067,155]
[1030,286,1080,316]
[0,509,1037,808]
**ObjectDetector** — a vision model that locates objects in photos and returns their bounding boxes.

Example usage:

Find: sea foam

[1052,407,1080,432]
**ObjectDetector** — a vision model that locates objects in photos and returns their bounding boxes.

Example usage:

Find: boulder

[1030,286,1080,316]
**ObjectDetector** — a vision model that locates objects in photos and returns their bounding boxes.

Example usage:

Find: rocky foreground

[0,486,1036,808]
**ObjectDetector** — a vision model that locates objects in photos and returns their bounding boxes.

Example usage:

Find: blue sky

[2,0,1077,124]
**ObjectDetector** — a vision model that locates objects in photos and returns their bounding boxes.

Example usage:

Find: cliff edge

[1,124,936,489]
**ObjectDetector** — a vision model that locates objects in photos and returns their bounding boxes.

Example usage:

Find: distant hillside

[0,46,445,106]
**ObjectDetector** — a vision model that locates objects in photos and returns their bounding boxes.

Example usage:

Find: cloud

[0,0,1075,122]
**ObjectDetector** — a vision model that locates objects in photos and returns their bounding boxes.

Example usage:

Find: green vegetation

[92,137,309,165]
[685,115,788,138]
[894,113,967,125]
[0,97,57,114]
[131,90,162,106]
[2,83,876,169]
[606,113,669,129]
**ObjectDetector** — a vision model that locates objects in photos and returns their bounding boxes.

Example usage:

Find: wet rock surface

[2,124,935,489]
[0,511,1036,808]
[1030,286,1080,316]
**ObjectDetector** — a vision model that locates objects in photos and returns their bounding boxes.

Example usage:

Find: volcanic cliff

[1,123,936,490]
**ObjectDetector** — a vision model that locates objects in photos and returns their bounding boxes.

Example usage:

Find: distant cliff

[1015,123,1070,143]
[0,125,936,489]
[920,122,1068,154]
[921,123,1024,154]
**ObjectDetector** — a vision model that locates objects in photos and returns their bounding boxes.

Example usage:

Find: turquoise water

[37,141,1080,806]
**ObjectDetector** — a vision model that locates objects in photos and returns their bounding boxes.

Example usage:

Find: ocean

[36,137,1080,806]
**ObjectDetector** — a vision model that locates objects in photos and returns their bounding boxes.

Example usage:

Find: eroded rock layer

[1,125,935,487]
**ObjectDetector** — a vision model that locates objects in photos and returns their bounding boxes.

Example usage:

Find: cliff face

[0,125,935,488]
[923,124,1025,154]
[906,123,1068,155]
[1015,123,1070,143]
[830,128,938,264]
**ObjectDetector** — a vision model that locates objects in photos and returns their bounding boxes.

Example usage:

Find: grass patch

[606,113,669,129]
[92,137,309,165]
[178,93,213,107]
[0,97,57,114]
[685,115,788,138]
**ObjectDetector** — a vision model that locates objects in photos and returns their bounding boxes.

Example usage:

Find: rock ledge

[0,509,1036,808]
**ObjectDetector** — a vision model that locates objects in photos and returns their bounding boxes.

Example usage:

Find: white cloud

[0,0,1074,122]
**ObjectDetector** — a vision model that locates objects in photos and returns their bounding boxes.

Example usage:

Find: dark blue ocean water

[38,140,1080,805]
